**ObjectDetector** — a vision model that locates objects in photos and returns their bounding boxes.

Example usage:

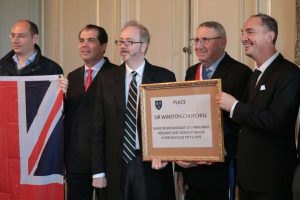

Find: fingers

[92,177,107,188]
[196,161,213,165]
[215,92,223,106]
[176,161,197,168]
[58,75,68,94]
[151,158,168,170]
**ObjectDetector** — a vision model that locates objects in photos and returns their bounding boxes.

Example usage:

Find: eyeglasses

[190,37,222,46]
[114,40,143,46]
[9,33,29,40]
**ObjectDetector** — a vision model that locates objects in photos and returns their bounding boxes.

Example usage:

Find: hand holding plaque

[140,79,224,162]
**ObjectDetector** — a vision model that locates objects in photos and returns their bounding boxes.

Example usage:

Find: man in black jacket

[217,13,300,200]
[176,21,251,200]
[0,19,67,91]
[0,20,63,76]
[293,122,300,200]
[64,24,117,200]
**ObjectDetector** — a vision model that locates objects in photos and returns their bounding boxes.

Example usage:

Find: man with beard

[91,20,176,200]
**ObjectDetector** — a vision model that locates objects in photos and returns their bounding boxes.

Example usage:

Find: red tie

[85,68,93,91]
[195,64,201,80]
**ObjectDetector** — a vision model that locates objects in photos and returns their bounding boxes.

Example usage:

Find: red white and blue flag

[0,75,64,200]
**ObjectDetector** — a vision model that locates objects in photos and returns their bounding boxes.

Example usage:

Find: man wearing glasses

[91,20,176,200]
[176,21,251,200]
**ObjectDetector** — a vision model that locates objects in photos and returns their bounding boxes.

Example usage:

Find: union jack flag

[0,75,64,200]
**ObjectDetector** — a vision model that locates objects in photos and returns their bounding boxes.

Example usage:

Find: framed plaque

[140,79,224,162]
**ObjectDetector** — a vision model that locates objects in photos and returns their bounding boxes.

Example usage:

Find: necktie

[202,65,209,80]
[247,69,261,102]
[85,68,93,91]
[123,71,138,163]
[195,64,201,80]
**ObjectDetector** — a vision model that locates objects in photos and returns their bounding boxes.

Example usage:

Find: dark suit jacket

[233,53,300,191]
[0,44,63,76]
[181,52,252,189]
[298,126,300,162]
[92,60,176,200]
[64,57,116,174]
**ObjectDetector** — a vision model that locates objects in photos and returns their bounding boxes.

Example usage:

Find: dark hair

[18,20,39,35]
[252,13,278,44]
[79,24,108,44]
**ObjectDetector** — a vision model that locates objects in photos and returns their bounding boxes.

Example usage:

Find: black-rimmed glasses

[114,40,143,46]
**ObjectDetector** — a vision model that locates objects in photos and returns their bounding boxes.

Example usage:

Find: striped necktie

[123,71,138,163]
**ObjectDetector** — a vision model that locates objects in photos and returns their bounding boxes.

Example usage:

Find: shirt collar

[206,52,225,73]
[125,60,145,80]
[255,51,279,73]
[84,57,105,72]
[13,50,37,69]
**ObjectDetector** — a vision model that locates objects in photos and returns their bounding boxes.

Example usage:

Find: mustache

[120,49,129,53]
[195,47,207,53]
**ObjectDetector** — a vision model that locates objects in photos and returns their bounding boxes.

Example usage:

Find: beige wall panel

[191,0,242,66]
[272,0,296,62]
[43,0,122,75]
[43,0,62,65]
[98,0,121,65]
[123,0,189,81]
[61,0,99,75]
[139,0,178,72]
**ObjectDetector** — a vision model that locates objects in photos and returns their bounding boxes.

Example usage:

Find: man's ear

[141,43,148,54]
[33,34,39,43]
[266,31,275,43]
[101,43,108,54]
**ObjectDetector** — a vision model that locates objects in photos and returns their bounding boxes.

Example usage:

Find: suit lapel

[114,63,126,113]
[211,53,230,80]
[75,59,114,115]
[247,54,282,104]
[71,66,86,115]
[141,60,155,84]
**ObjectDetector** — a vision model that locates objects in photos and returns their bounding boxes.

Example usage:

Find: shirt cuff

[230,100,239,118]
[92,173,105,178]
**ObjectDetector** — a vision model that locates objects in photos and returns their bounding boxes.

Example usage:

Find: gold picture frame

[140,79,224,162]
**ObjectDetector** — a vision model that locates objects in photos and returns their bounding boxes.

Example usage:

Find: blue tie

[202,65,209,80]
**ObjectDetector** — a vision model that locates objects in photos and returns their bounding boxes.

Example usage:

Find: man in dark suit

[293,123,300,200]
[91,20,176,200]
[217,14,300,200]
[64,24,116,200]
[176,21,251,200]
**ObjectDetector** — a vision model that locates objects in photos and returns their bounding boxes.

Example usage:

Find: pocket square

[260,85,266,91]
